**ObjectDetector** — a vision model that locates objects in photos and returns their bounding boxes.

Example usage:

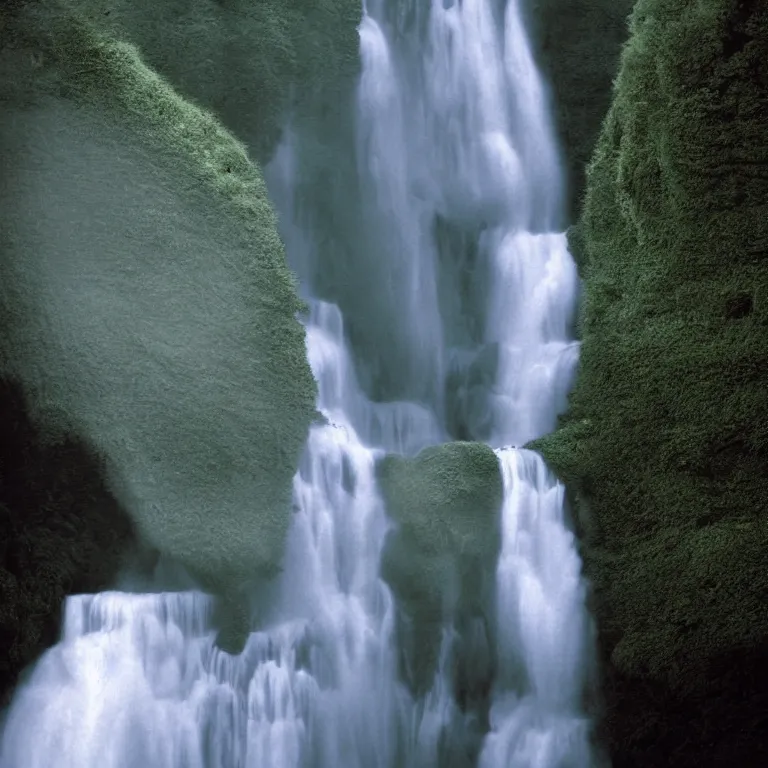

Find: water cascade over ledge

[0,1,600,766]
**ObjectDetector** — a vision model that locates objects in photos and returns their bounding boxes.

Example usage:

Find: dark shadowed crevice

[0,377,138,706]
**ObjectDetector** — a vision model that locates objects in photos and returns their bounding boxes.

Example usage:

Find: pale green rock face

[0,10,316,599]
[376,442,503,695]
[58,0,363,162]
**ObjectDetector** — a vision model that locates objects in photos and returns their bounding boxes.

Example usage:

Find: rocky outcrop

[59,0,362,163]
[0,0,322,698]
[377,441,503,701]
[530,0,768,763]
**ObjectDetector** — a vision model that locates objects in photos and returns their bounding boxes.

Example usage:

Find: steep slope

[0,0,317,699]
[60,0,362,162]
[531,0,768,763]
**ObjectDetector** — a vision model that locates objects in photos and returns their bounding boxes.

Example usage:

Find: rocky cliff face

[56,0,362,163]
[377,441,503,696]
[531,0,768,763]
[0,0,340,701]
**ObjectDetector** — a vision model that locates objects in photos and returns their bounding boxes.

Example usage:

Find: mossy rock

[377,441,502,695]
[58,0,362,161]
[0,3,316,601]
[536,0,768,763]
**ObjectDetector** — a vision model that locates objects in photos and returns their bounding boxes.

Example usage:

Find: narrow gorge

[1,0,765,766]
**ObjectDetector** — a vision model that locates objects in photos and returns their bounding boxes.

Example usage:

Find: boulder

[0,2,316,649]
[377,441,503,700]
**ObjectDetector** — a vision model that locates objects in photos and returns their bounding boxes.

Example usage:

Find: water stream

[0,1,599,765]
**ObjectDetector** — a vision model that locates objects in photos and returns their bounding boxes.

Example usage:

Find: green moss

[27,11,301,292]
[58,0,362,160]
[1,1,317,667]
[378,441,503,556]
[526,418,594,484]
[537,0,768,761]
[377,441,502,693]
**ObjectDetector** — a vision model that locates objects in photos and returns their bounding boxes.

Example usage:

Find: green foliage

[534,0,768,761]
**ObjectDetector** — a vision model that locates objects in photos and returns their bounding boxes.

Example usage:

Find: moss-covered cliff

[377,441,503,762]
[60,0,362,162]
[531,0,768,763]
[0,0,331,700]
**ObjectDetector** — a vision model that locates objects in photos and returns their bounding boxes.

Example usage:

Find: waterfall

[0,1,599,766]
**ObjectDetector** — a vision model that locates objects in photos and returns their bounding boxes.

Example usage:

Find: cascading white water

[355,0,579,444]
[0,1,599,766]
[478,452,594,767]
[355,3,595,764]
[0,302,426,768]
